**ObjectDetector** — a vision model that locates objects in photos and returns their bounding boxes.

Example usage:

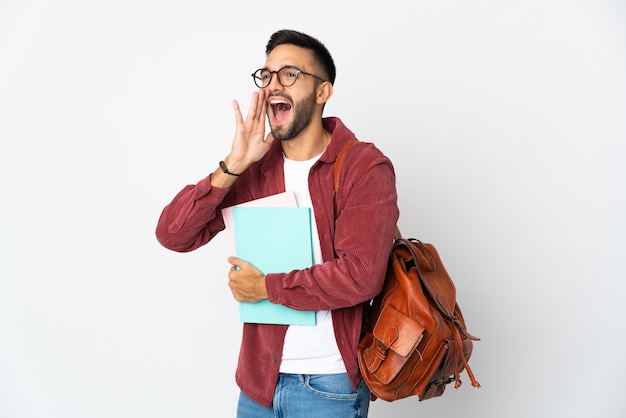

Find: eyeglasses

[251,66,326,88]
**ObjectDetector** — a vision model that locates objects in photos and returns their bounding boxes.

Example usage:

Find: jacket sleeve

[155,174,232,252]
[265,145,399,311]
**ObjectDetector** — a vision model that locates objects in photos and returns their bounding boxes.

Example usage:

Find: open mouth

[269,98,292,123]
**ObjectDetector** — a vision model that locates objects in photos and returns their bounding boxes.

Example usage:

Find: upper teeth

[269,99,288,105]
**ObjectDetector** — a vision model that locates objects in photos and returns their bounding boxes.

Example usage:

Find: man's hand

[227,256,268,303]
[211,89,275,188]
[227,89,276,173]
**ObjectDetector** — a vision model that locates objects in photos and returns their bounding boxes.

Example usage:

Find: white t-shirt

[279,153,346,374]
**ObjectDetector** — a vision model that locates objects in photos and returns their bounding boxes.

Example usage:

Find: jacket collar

[319,117,357,164]
[261,117,356,164]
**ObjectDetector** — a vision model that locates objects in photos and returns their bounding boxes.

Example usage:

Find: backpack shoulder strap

[333,139,358,219]
[333,139,401,239]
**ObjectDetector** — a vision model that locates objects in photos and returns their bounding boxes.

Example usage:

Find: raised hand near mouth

[231,89,276,168]
[211,89,276,188]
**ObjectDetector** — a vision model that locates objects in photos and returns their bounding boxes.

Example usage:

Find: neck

[280,120,331,161]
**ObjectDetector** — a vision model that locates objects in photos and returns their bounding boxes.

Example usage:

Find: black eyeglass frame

[251,66,327,88]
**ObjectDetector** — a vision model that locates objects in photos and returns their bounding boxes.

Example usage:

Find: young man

[156,29,398,418]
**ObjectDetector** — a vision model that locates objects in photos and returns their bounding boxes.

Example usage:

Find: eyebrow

[261,65,303,71]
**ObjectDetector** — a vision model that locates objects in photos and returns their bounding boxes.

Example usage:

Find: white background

[1,1,625,417]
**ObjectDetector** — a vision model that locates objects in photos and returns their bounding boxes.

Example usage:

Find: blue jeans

[237,373,370,418]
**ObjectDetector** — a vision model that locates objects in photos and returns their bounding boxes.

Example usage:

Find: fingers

[257,89,267,122]
[233,91,267,131]
[232,99,243,125]
[246,89,267,123]
[246,92,259,121]
[227,256,242,267]
[233,89,265,124]
[230,90,269,164]
[228,265,268,302]
[227,258,241,299]
[227,257,254,302]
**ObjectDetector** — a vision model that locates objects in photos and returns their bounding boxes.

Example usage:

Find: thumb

[227,256,242,267]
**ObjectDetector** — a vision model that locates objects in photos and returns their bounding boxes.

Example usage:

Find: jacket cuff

[264,273,285,304]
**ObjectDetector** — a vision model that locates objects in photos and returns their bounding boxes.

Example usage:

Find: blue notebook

[232,206,316,326]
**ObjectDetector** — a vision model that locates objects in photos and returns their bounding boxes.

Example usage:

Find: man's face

[262,44,322,141]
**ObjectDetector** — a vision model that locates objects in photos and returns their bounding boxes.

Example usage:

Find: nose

[266,71,284,90]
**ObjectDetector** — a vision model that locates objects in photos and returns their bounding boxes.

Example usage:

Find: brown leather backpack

[333,139,481,402]
[357,236,481,401]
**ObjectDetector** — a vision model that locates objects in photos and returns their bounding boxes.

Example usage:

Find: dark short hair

[265,29,336,85]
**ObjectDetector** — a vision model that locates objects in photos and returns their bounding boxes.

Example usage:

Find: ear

[316,82,333,105]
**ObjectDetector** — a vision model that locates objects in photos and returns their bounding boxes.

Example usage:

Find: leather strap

[333,139,402,241]
[333,139,358,218]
